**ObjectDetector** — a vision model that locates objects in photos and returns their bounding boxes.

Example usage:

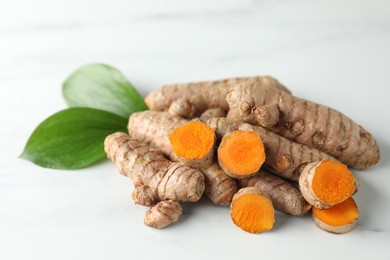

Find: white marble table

[1,0,390,259]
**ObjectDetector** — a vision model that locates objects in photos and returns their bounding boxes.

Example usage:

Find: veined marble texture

[1,0,389,259]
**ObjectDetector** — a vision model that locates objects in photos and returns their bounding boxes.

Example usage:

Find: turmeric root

[218,130,266,179]
[240,170,311,216]
[169,121,216,168]
[203,163,238,205]
[230,187,275,234]
[312,197,359,234]
[128,111,236,205]
[144,200,183,229]
[226,81,380,170]
[104,132,205,203]
[145,76,290,117]
[210,118,338,181]
[299,160,358,209]
[240,123,339,181]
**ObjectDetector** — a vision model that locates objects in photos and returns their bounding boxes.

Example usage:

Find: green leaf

[62,63,147,118]
[20,107,128,169]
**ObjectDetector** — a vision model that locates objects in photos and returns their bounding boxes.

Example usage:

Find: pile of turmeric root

[104,76,380,234]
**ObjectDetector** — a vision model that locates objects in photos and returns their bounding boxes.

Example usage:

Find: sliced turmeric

[169,121,216,168]
[312,197,359,234]
[226,80,380,170]
[240,170,311,216]
[299,160,358,209]
[218,130,265,178]
[145,76,290,117]
[128,111,236,205]
[230,187,275,234]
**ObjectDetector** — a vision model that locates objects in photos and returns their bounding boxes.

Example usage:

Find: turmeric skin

[218,130,265,179]
[312,197,359,234]
[169,121,216,168]
[230,187,275,234]
[299,160,358,209]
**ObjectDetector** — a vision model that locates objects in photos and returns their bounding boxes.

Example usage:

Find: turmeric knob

[299,160,358,209]
[169,121,216,168]
[312,197,359,234]
[218,130,265,179]
[230,187,275,234]
[144,200,183,229]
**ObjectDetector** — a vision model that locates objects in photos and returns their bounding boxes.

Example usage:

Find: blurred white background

[1,1,390,259]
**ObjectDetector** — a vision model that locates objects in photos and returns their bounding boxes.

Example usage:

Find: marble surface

[1,0,390,259]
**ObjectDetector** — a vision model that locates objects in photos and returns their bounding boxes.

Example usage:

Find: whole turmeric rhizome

[104,76,377,234]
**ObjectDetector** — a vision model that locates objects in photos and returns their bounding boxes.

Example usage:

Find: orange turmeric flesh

[312,160,355,205]
[231,189,274,234]
[312,197,359,234]
[169,121,216,160]
[218,130,265,178]
[313,197,359,227]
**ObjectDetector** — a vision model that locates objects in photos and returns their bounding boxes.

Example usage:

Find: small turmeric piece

[218,130,266,179]
[312,197,359,234]
[240,170,311,216]
[230,187,275,234]
[299,160,358,209]
[169,121,216,168]
[145,76,290,117]
[226,80,380,170]
[144,200,183,229]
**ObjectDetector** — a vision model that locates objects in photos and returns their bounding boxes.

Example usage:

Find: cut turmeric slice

[312,197,359,234]
[230,187,274,234]
[169,121,216,168]
[218,130,265,178]
[299,160,358,209]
